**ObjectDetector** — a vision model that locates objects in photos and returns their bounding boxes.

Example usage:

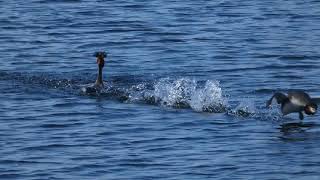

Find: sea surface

[1,0,320,179]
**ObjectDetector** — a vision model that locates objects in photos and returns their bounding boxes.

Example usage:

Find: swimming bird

[266,90,320,120]
[81,52,107,94]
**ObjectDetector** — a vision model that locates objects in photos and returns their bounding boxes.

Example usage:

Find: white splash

[153,78,197,107]
[233,99,256,117]
[190,80,227,112]
[152,78,227,112]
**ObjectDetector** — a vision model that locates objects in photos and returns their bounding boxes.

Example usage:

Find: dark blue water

[1,0,320,179]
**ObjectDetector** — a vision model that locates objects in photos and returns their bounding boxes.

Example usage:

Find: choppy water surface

[1,0,320,179]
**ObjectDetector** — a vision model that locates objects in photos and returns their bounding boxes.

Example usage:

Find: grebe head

[304,103,317,115]
[94,52,107,68]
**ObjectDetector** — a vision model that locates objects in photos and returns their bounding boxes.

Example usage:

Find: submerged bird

[266,90,320,120]
[81,52,107,94]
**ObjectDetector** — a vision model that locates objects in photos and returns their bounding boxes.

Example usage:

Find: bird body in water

[81,52,107,94]
[266,90,320,120]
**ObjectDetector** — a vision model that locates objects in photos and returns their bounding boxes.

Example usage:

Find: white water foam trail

[127,78,228,113]
[80,77,282,119]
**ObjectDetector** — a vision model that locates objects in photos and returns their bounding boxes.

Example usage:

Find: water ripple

[1,0,320,179]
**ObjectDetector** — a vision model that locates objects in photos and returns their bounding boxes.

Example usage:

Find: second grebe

[266,90,320,120]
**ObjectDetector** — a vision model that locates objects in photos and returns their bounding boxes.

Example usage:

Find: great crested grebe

[266,90,320,120]
[81,51,107,94]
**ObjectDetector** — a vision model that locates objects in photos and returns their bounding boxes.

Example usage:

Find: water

[1,0,320,179]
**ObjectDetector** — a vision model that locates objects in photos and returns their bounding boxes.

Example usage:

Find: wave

[0,71,285,119]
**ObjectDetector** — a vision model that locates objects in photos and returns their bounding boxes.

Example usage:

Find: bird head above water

[94,51,107,87]
[94,52,107,68]
[81,51,108,94]
[304,103,317,115]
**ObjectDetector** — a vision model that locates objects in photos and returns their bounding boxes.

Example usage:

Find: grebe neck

[95,66,103,86]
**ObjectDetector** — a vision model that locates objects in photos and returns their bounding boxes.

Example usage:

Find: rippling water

[1,0,320,179]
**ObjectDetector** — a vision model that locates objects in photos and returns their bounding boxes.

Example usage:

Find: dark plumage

[266,90,320,120]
